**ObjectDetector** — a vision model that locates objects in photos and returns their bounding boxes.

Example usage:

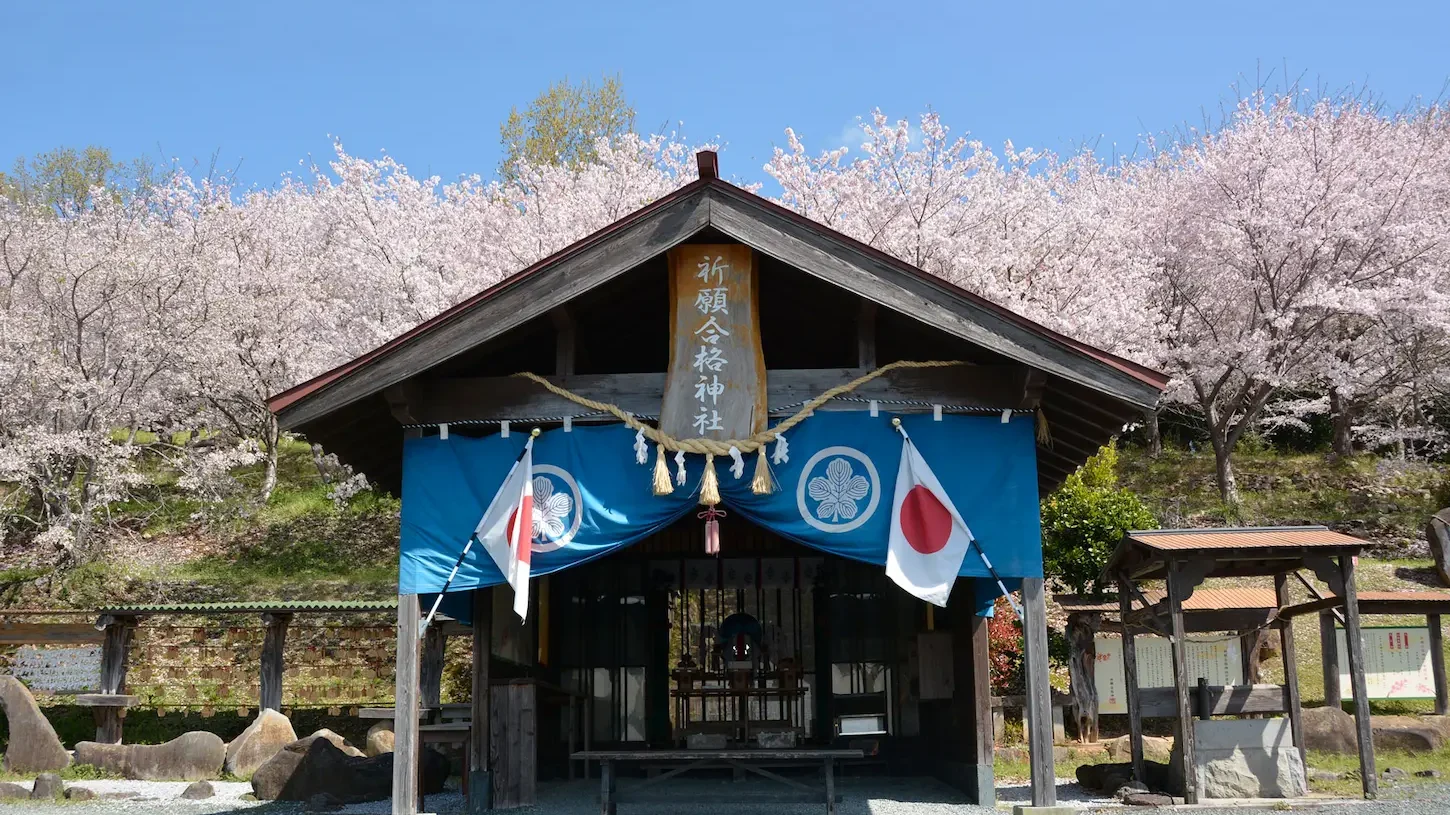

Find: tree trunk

[260,414,280,503]
[1209,432,1240,506]
[1144,408,1163,457]
[1329,389,1354,459]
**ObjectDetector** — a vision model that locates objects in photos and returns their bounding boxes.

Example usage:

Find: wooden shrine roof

[1104,526,1368,582]
[265,151,1168,495]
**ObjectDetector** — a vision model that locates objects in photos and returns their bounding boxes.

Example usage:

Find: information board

[1093,635,1245,715]
[1334,626,1437,700]
[2,645,102,693]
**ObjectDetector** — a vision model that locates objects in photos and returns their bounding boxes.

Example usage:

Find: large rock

[0,676,71,773]
[251,736,448,803]
[0,783,29,800]
[1103,734,1173,764]
[73,731,225,781]
[1373,725,1442,753]
[366,722,395,756]
[181,780,215,800]
[1075,760,1177,796]
[1172,718,1307,799]
[1428,509,1450,587]
[1301,706,1358,754]
[226,709,298,777]
[30,773,63,800]
[305,729,365,758]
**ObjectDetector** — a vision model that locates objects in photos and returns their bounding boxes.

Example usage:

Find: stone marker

[226,709,298,777]
[0,676,72,774]
[251,737,448,803]
[365,721,395,756]
[0,782,29,800]
[30,773,64,800]
[1301,706,1358,754]
[181,780,216,799]
[1173,718,1307,799]
[74,731,226,781]
[65,786,97,801]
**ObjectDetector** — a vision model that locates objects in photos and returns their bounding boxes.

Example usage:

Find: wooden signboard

[1093,634,1244,715]
[3,645,103,693]
[660,245,767,441]
[1335,626,1437,700]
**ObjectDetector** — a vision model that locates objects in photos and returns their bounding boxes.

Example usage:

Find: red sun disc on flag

[900,485,952,554]
[507,502,534,565]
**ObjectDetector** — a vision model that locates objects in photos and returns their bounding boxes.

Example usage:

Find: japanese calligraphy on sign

[1092,634,1244,715]
[660,245,767,441]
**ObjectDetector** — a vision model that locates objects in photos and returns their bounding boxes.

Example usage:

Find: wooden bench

[571,749,863,815]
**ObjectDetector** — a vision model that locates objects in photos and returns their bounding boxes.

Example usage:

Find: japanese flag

[886,433,974,607]
[474,439,534,621]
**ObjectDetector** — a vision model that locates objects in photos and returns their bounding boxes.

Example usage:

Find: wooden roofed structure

[1103,526,1379,803]
[268,151,1169,815]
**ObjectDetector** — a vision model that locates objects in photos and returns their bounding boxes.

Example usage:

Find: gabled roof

[268,153,1166,429]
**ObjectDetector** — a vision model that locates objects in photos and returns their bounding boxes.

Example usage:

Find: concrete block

[1178,718,1307,799]
[1013,806,1077,815]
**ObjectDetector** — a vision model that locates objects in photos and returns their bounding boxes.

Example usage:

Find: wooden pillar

[1165,561,1197,805]
[1117,578,1144,783]
[470,588,493,813]
[95,615,137,744]
[1340,555,1377,799]
[944,584,994,804]
[259,613,292,712]
[1020,577,1056,808]
[1275,574,1306,777]
[968,597,995,803]
[1320,610,1342,707]
[420,623,446,711]
[1429,614,1447,717]
[393,595,422,815]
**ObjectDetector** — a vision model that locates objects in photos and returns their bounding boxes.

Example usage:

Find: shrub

[1041,441,1157,595]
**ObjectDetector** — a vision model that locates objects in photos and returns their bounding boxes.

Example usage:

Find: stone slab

[0,675,71,773]
[1013,806,1078,815]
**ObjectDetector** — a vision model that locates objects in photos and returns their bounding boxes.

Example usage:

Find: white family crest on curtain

[528,464,582,553]
[795,446,881,534]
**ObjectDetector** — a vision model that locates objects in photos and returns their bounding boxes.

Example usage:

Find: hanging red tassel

[698,507,726,556]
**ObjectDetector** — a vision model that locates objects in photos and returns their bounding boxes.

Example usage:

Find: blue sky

[3,1,1447,189]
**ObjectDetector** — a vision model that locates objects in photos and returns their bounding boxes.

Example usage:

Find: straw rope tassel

[699,454,721,506]
[1036,409,1052,446]
[750,447,775,495]
[652,444,674,495]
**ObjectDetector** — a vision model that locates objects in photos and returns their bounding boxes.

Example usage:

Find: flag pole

[419,433,537,637]
[892,418,1025,619]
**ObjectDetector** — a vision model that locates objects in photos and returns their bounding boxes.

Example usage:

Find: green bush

[1041,441,1157,595]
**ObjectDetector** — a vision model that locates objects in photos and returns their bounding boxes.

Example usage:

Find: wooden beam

[1118,577,1145,783]
[1431,614,1448,717]
[420,623,446,710]
[259,613,292,712]
[1320,611,1342,707]
[969,595,995,803]
[0,622,104,645]
[551,307,576,376]
[705,187,1165,410]
[95,615,137,744]
[1278,596,1345,619]
[1276,574,1306,778]
[278,191,713,430]
[1340,555,1377,800]
[1166,561,1197,804]
[393,595,422,815]
[1135,684,1291,717]
[1020,578,1056,808]
[470,588,493,813]
[402,366,1034,424]
[856,300,877,369]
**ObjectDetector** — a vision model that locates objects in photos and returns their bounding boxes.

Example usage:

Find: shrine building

[267,151,1168,815]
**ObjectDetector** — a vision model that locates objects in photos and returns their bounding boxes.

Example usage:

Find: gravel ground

[4,776,1447,814]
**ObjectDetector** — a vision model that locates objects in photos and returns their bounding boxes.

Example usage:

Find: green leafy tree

[1041,441,1156,595]
[499,75,635,177]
